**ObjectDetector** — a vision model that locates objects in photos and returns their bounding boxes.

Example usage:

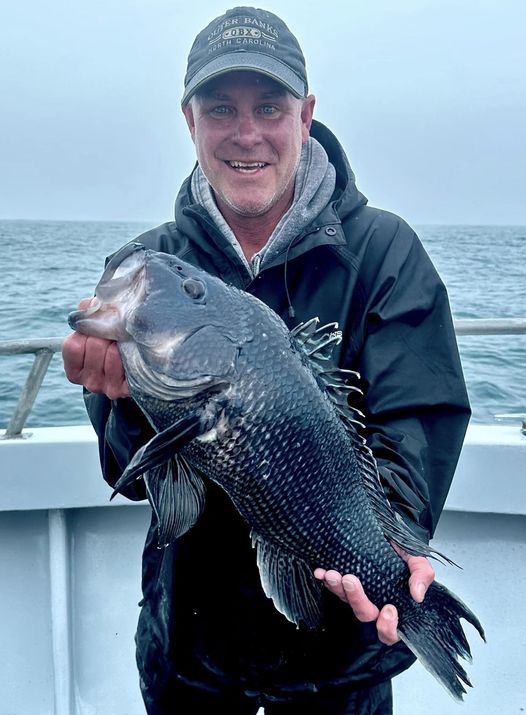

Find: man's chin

[222,195,278,218]
[231,205,272,218]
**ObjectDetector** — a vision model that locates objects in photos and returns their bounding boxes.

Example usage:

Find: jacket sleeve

[353,217,471,542]
[84,390,154,501]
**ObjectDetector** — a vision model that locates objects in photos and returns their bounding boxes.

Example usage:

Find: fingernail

[383,606,396,620]
[416,583,426,602]
[327,577,339,587]
[342,577,355,593]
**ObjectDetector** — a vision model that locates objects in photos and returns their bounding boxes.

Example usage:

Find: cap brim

[181,51,306,106]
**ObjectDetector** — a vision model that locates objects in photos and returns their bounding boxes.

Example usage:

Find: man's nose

[232,112,261,147]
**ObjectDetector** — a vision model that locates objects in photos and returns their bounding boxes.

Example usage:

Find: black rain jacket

[84,120,471,707]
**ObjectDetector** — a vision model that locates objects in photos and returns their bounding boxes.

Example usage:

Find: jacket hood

[309,119,368,219]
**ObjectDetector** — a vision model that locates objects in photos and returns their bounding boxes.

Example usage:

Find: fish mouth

[96,243,146,301]
[68,300,131,339]
[68,296,103,327]
[68,297,105,331]
[68,243,146,340]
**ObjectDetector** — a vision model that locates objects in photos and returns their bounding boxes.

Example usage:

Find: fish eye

[182,278,206,301]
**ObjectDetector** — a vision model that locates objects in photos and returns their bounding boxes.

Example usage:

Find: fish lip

[67,302,130,341]
[68,297,103,330]
[67,311,81,331]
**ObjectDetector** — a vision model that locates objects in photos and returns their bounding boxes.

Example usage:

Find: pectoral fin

[111,411,205,498]
[145,456,206,546]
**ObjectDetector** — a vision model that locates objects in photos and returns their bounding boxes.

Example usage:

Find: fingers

[395,548,435,603]
[314,569,348,603]
[314,553,436,648]
[408,557,435,602]
[340,575,380,622]
[78,298,94,310]
[314,569,380,620]
[62,332,88,383]
[314,569,398,646]
[103,342,129,400]
[80,336,111,393]
[62,332,128,399]
[376,605,399,646]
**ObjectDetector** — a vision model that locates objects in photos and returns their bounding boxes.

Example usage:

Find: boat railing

[1,318,526,439]
[0,338,64,440]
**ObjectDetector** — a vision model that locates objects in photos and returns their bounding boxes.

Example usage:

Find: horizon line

[0,217,525,229]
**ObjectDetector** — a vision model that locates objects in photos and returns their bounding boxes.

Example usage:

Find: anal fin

[251,532,323,629]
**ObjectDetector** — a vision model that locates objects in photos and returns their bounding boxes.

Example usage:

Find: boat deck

[1,422,524,713]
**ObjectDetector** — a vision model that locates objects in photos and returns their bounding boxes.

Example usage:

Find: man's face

[183,72,315,221]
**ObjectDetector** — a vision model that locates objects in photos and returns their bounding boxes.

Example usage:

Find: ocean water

[0,220,525,429]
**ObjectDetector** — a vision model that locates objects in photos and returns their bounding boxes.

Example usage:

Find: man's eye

[259,105,278,115]
[210,105,231,116]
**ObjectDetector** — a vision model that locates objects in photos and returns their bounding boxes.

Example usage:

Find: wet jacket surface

[84,120,471,705]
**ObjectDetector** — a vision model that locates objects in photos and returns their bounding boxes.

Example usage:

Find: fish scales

[68,242,485,701]
[186,329,384,575]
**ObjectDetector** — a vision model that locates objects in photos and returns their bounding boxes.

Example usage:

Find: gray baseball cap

[181,6,308,106]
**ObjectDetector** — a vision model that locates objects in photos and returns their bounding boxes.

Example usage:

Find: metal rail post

[0,338,63,439]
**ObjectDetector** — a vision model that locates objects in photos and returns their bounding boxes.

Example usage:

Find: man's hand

[62,299,129,400]
[314,549,435,645]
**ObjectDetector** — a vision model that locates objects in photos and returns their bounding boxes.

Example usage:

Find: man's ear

[182,102,196,143]
[301,94,316,143]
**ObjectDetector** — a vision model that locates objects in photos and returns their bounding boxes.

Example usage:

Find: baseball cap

[181,6,308,106]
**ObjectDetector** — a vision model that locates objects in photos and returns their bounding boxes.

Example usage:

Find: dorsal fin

[290,318,363,411]
[291,318,457,566]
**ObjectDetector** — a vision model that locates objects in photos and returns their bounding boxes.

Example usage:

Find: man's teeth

[228,160,266,170]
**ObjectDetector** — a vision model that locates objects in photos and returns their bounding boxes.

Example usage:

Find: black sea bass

[69,242,485,700]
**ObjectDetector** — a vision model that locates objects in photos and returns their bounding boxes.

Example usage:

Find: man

[63,7,470,714]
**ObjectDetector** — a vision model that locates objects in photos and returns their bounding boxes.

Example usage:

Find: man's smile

[225,160,269,173]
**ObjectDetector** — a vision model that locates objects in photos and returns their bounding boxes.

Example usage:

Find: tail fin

[397,581,486,701]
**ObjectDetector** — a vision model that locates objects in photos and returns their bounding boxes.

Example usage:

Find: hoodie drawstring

[283,237,296,319]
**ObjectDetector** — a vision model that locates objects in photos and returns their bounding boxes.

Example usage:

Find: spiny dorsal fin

[290,319,365,414]
[291,318,456,566]
[290,317,324,344]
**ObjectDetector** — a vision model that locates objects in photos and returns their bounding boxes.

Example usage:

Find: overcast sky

[1,0,525,225]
